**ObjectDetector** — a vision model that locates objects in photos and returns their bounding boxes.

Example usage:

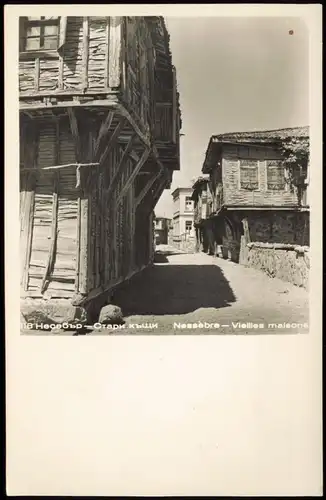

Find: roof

[211,126,309,143]
[202,126,309,173]
[191,175,210,190]
[171,186,193,197]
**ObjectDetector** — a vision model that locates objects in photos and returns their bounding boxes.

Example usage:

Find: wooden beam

[108,16,122,88]
[129,150,140,163]
[104,17,110,89]
[34,57,40,92]
[94,110,115,157]
[82,17,89,90]
[116,147,150,204]
[39,172,59,294]
[150,177,168,210]
[67,107,81,162]
[135,168,163,208]
[106,133,137,196]
[58,53,64,90]
[21,173,36,290]
[19,99,151,148]
[98,117,126,165]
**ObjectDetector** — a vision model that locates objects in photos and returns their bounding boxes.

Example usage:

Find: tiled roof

[212,126,309,143]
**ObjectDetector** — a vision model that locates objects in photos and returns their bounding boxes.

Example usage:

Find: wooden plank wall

[20,118,79,298]
[84,139,138,296]
[19,16,122,94]
[222,144,299,207]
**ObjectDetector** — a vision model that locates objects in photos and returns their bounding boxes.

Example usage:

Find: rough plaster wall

[244,247,309,290]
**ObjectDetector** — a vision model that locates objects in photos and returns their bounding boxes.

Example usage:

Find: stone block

[98,304,124,325]
[20,298,88,326]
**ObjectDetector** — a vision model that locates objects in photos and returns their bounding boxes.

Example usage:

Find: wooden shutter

[240,160,259,190]
[266,160,285,190]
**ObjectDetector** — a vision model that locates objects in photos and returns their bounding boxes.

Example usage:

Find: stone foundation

[240,241,309,289]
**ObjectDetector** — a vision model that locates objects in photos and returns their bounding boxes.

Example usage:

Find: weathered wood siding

[123,17,154,133]
[20,119,78,297]
[19,16,121,94]
[84,140,138,296]
[222,144,299,206]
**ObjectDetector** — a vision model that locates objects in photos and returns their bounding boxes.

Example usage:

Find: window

[239,159,259,190]
[185,196,193,211]
[20,16,60,52]
[185,220,192,233]
[266,160,286,191]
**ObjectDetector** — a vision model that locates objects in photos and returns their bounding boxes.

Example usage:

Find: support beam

[116,147,150,204]
[40,172,59,294]
[108,16,122,88]
[67,107,81,162]
[106,133,137,196]
[82,17,89,90]
[135,167,163,208]
[98,117,126,165]
[94,110,115,157]
[150,176,168,211]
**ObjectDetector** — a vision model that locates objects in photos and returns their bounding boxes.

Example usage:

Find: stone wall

[239,240,309,289]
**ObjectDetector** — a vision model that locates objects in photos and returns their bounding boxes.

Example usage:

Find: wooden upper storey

[19,16,181,167]
[201,128,309,210]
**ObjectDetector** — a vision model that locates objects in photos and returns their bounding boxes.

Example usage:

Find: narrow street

[92,244,309,335]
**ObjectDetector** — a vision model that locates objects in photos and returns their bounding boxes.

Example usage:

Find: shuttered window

[239,160,259,190]
[266,160,286,190]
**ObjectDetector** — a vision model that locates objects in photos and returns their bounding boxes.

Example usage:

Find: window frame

[265,159,288,192]
[185,196,193,212]
[238,159,260,191]
[185,220,193,233]
[20,16,60,53]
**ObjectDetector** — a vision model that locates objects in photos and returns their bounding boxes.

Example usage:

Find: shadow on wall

[113,263,236,315]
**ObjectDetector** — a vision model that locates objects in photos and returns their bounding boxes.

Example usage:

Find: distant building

[154,216,171,245]
[171,187,196,251]
[195,126,310,261]
[171,187,195,237]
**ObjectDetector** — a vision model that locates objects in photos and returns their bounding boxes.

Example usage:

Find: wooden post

[21,124,38,291]
[76,126,93,295]
[34,57,40,92]
[108,16,122,89]
[104,17,111,89]
[82,17,89,91]
[21,171,37,290]
[40,172,59,294]
[242,217,251,244]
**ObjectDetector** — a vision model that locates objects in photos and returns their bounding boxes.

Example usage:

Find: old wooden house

[198,127,309,262]
[19,16,181,322]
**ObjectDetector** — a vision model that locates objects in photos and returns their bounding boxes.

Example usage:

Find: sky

[155,16,309,218]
